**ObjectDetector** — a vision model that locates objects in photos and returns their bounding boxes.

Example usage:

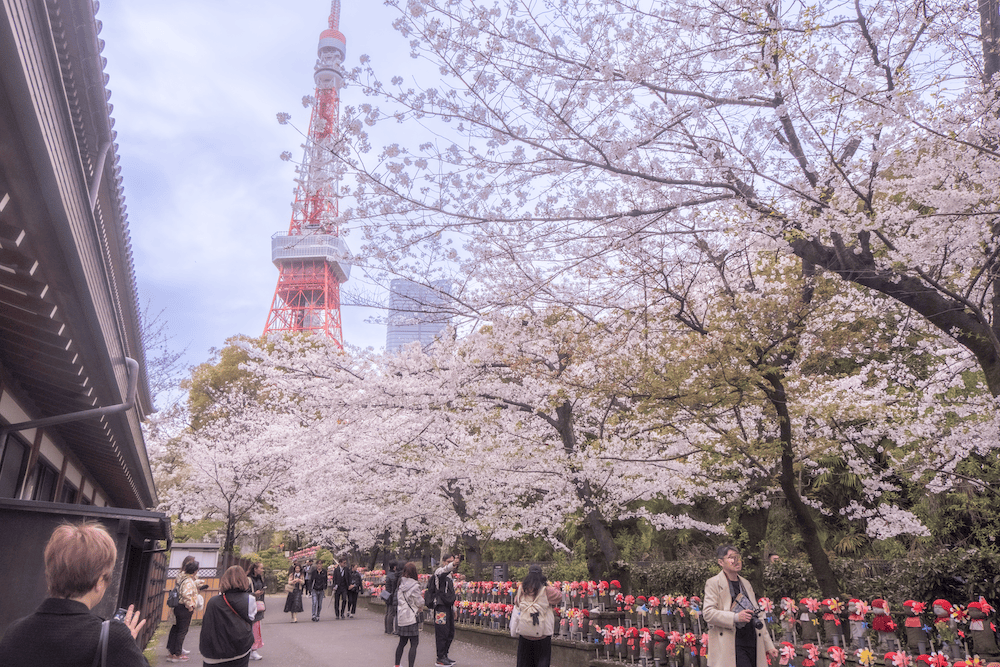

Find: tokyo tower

[264,0,350,346]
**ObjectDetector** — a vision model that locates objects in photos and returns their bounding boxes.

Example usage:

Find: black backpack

[424,573,437,607]
[166,588,179,608]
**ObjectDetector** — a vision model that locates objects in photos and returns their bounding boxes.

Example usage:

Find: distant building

[168,543,222,574]
[385,279,453,353]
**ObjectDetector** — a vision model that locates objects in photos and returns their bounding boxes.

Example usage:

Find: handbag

[284,582,295,593]
[380,589,392,602]
[509,606,521,637]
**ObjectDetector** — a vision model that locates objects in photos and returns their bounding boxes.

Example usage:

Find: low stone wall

[367,597,636,667]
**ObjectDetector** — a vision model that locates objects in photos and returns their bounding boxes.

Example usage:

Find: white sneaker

[250,651,263,661]
[182,650,191,655]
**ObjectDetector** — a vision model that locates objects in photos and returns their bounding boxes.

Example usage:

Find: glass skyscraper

[385,279,453,353]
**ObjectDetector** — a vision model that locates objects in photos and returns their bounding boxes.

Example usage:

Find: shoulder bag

[90,620,109,667]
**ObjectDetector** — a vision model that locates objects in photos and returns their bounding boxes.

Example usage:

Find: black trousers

[166,605,193,655]
[347,590,359,614]
[434,606,455,659]
[385,601,397,634]
[736,643,756,667]
[334,588,348,617]
[516,635,552,667]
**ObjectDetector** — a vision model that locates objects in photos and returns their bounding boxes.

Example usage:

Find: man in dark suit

[331,558,350,619]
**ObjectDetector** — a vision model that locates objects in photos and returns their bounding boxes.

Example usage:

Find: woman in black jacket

[0,522,149,667]
[199,566,255,667]
[346,566,364,617]
[384,560,400,634]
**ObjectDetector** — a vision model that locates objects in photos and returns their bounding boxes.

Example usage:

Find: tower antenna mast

[264,1,350,346]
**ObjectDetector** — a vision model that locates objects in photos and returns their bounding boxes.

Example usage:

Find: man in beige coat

[703,546,778,667]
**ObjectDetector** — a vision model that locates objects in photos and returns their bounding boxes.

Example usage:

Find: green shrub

[626,550,1000,607]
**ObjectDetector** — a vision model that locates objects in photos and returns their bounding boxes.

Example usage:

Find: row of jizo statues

[389,579,1000,667]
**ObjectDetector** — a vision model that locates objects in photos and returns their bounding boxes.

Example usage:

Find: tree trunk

[461,533,484,580]
[554,400,622,579]
[443,482,484,579]
[737,504,770,596]
[764,372,840,597]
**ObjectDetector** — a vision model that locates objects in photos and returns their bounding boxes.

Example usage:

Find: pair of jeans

[167,605,193,656]
[434,606,455,659]
[312,588,324,619]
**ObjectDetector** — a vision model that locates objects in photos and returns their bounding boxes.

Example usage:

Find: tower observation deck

[263,1,351,345]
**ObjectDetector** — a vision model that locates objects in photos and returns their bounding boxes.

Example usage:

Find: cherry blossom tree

[251,247,996,588]
[330,0,1000,400]
[148,340,303,556]
[251,322,722,578]
[617,248,997,594]
[153,387,300,556]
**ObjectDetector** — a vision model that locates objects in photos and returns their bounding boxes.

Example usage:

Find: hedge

[627,550,1000,607]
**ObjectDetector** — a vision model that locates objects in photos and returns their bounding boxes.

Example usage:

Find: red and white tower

[264,1,350,346]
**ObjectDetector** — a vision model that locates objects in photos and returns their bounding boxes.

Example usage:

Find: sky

[97,0,417,376]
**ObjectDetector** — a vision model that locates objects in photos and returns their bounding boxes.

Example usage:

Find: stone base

[364,597,639,667]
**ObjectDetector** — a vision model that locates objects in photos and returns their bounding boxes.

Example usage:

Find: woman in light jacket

[283,564,305,622]
[393,562,426,667]
[513,565,562,667]
[168,556,202,662]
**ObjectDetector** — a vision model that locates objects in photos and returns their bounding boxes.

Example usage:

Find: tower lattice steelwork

[264,1,350,346]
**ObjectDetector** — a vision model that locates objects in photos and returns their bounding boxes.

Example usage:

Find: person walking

[393,562,425,667]
[199,565,255,667]
[432,554,461,667]
[512,565,562,667]
[346,565,363,618]
[0,521,149,667]
[384,560,401,634]
[703,545,778,667]
[283,564,305,623]
[167,556,202,662]
[310,560,328,621]
[302,560,315,598]
[331,558,350,619]
[247,562,266,661]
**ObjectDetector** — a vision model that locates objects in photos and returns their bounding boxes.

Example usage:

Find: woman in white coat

[393,562,426,667]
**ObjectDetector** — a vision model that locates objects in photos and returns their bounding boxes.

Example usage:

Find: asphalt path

[154,596,514,667]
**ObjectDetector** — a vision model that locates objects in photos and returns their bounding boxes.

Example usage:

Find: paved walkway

[153,596,513,667]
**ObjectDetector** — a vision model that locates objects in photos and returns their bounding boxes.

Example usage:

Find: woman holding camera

[0,521,148,666]
[703,546,778,667]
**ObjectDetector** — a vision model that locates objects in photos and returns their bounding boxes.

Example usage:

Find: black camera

[736,606,764,630]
